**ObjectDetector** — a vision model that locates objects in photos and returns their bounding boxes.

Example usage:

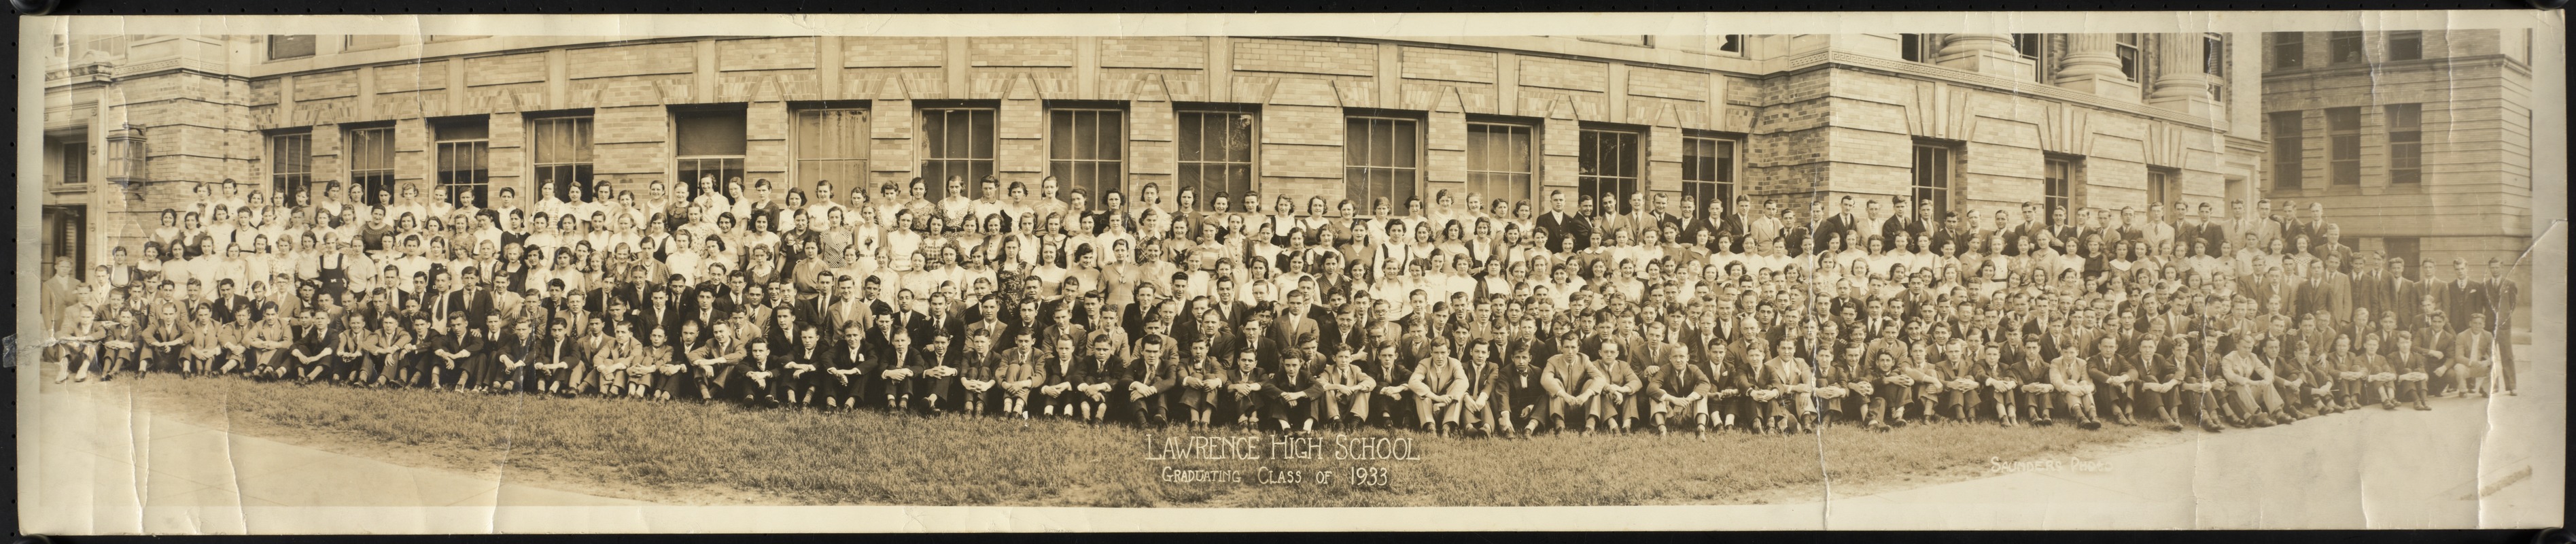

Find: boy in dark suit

[1075,334,1128,425]
[1035,335,1083,419]
[1318,346,1377,431]
[1645,342,1710,437]
[1124,335,1178,426]
[740,340,783,405]
[430,312,482,391]
[1223,350,1271,429]
[823,321,872,410]
[1268,353,1322,432]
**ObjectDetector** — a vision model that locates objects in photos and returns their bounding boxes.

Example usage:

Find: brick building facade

[2259,30,2539,275]
[32,32,2530,290]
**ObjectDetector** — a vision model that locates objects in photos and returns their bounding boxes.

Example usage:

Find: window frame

[1046,105,1130,204]
[2146,168,2177,212]
[2013,33,2053,83]
[672,106,750,203]
[917,104,999,203]
[1681,133,1740,224]
[2203,33,2229,98]
[2203,33,2228,76]
[1577,124,1646,217]
[527,114,597,203]
[2326,107,2361,186]
[345,124,397,206]
[2115,33,2144,82]
[55,137,87,186]
[2043,156,2077,226]
[1464,118,1539,205]
[1900,33,1940,63]
[790,104,872,198]
[266,35,316,61]
[2269,32,2304,71]
[1174,107,1259,211]
[345,35,403,52]
[2388,31,2424,62]
[267,129,315,205]
[2386,103,2422,185]
[1343,113,1425,214]
[2269,111,2306,190]
[1911,141,1958,222]
[2328,31,2365,64]
[432,117,492,209]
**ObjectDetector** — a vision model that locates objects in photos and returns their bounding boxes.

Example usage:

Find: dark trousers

[1268,394,1319,427]
[1132,391,1172,423]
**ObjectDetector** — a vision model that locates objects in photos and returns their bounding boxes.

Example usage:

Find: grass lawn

[109,376,2152,507]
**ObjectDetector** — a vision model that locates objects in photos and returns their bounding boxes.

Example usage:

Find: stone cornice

[2259,54,2528,84]
[1783,48,2234,132]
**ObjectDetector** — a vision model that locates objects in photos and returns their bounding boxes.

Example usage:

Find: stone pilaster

[2055,34,2140,101]
[1936,33,2034,81]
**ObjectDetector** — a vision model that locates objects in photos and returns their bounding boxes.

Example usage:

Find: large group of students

[39,173,2524,438]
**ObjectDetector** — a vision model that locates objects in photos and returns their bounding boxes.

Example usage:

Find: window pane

[1178,111,1257,207]
[1225,114,1254,162]
[268,35,315,59]
[1391,120,1416,169]
[676,110,748,156]
[1913,144,1952,220]
[1100,113,1125,160]
[1051,109,1126,199]
[435,118,488,141]
[971,109,996,160]
[1049,112,1076,158]
[1177,114,1204,163]
[792,109,868,192]
[1579,129,1641,214]
[2327,107,2360,131]
[920,108,998,199]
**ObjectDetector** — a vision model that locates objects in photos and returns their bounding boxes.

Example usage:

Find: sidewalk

[24,384,644,535]
[1821,343,2564,530]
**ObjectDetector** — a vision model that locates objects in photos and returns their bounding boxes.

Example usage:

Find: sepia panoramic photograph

[15,12,2564,534]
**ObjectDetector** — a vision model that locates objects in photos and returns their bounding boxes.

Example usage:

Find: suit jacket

[2415,326,2456,360]
[688,338,746,369]
[1536,212,1582,253]
[1882,216,1925,251]
[1236,335,1283,373]
[212,294,255,324]
[1597,356,1642,395]
[1370,354,1415,395]
[440,290,498,321]
[532,337,583,370]
[434,332,484,365]
[891,311,935,347]
[993,348,1037,386]
[1270,306,1325,348]
[1409,358,1468,398]
[1127,352,1181,391]
[1646,360,1708,401]
[1267,364,1319,401]
[1319,362,1374,392]
[634,304,682,344]
[1079,353,1127,385]
[2443,280,2488,331]
[739,352,782,375]
[1542,352,1606,398]
[2486,278,2520,326]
